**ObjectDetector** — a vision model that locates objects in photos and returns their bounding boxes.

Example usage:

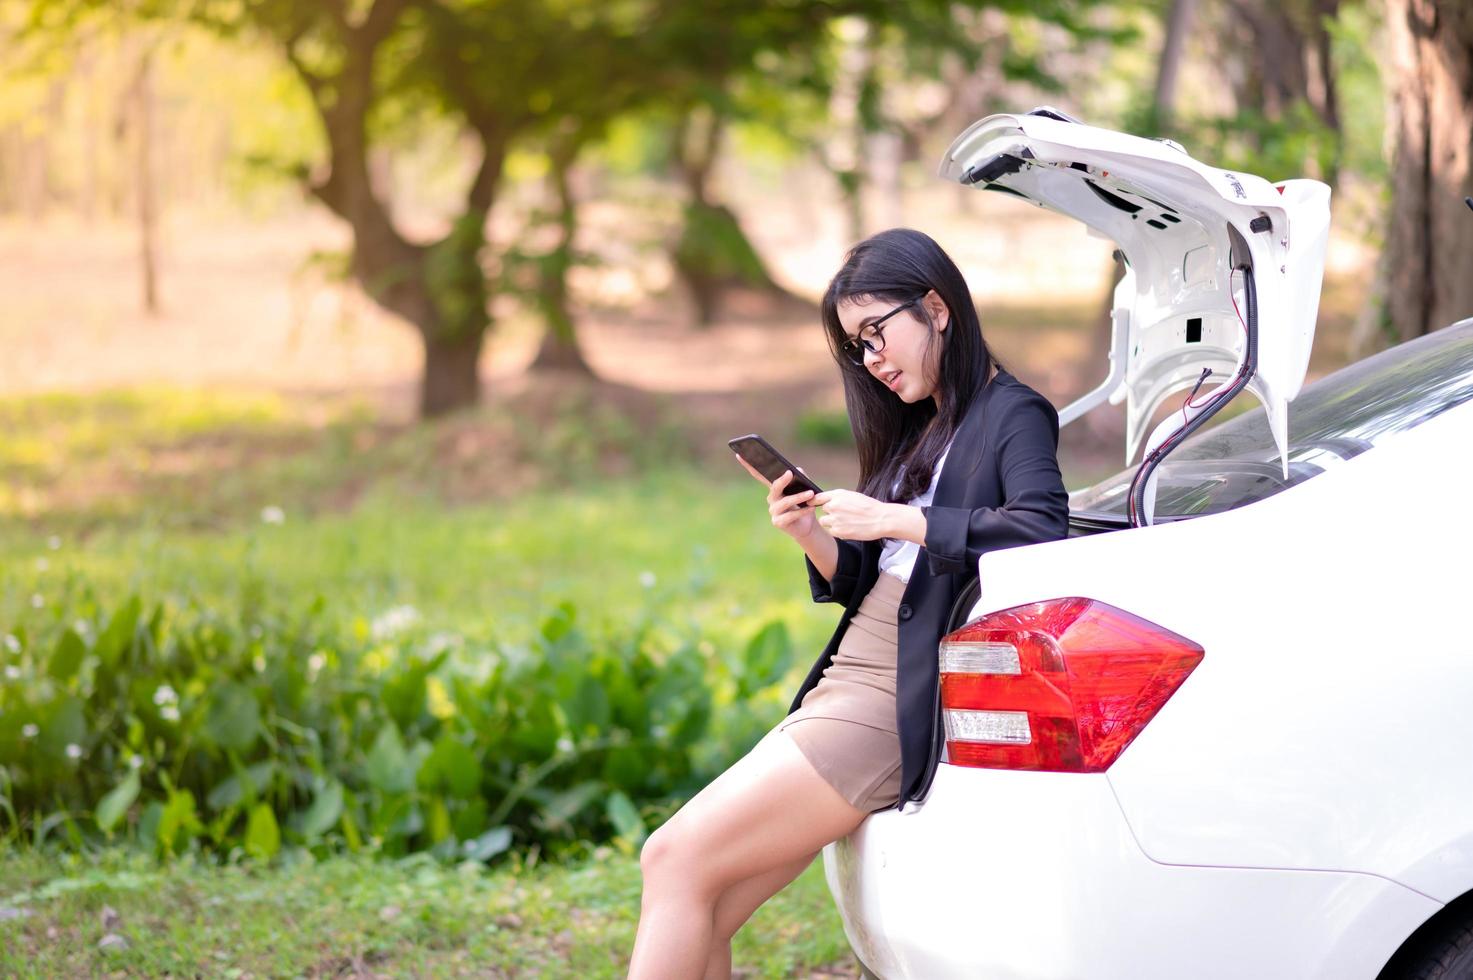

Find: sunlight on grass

[0,845,853,977]
[0,386,346,522]
[0,387,295,465]
[0,470,840,673]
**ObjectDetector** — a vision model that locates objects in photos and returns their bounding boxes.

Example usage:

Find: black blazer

[789,367,1071,809]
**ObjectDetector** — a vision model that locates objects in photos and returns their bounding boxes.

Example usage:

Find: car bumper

[823,764,1439,980]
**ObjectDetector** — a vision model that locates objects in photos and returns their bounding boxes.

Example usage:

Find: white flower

[425,631,459,654]
[160,705,180,723]
[252,654,266,673]
[638,571,656,589]
[260,506,285,525]
[370,605,420,641]
[21,724,38,738]
[307,652,326,676]
[65,743,82,760]
[34,558,49,573]
[128,754,144,770]
[152,684,178,706]
[46,535,61,551]
[2,634,18,654]
[29,594,43,609]
[4,666,20,681]
[555,736,574,754]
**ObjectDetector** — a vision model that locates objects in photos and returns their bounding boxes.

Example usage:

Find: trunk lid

[938,108,1331,473]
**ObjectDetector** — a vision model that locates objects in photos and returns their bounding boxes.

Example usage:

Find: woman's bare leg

[628,730,867,979]
[701,850,820,980]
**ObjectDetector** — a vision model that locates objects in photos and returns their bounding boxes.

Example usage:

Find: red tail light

[939,597,1203,773]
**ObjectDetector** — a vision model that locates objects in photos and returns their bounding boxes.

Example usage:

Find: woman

[628,228,1070,978]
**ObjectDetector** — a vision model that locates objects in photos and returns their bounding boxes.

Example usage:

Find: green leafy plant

[0,588,795,865]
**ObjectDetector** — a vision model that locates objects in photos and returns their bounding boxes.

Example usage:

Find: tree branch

[281,22,327,95]
[358,0,409,47]
[317,0,349,32]
[464,130,507,215]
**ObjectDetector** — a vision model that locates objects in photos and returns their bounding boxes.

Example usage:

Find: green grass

[0,845,854,977]
[0,380,694,535]
[0,383,841,659]
[0,469,840,669]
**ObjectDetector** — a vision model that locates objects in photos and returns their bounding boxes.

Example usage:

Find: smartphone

[728,434,823,505]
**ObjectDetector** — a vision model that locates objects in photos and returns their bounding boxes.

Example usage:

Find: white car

[821,109,1473,979]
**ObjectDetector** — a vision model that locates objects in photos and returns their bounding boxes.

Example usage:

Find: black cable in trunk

[1128,228,1260,527]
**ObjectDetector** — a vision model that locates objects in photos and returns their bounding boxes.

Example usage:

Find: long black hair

[821,228,1004,504]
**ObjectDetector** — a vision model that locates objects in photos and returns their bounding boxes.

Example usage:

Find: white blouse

[878,438,955,584]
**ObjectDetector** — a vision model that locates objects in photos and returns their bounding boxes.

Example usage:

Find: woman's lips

[885,371,903,391]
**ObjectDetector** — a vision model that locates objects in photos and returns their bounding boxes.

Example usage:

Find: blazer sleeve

[920,388,1070,577]
[805,536,864,605]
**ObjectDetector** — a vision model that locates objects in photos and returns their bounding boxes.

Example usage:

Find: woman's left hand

[812,489,903,541]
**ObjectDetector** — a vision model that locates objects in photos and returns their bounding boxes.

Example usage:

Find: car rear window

[1070,318,1473,521]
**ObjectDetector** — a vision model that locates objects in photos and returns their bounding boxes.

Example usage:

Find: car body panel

[826,764,1439,979]
[938,111,1331,472]
[931,396,1473,902]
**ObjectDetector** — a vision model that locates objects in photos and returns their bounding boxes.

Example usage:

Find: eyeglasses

[838,297,919,366]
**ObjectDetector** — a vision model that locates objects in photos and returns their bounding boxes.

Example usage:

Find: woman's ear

[924,289,949,332]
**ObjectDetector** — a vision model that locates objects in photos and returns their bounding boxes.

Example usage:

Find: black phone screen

[728,434,823,497]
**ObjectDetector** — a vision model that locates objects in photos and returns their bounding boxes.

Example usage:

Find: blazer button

[898,603,913,621]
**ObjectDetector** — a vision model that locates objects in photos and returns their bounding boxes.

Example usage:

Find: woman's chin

[894,385,930,404]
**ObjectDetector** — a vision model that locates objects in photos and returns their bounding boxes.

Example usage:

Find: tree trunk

[1222,0,1343,183]
[940,8,1007,218]
[1385,0,1473,341]
[1307,0,1342,133]
[285,3,499,418]
[421,328,485,417]
[869,130,903,234]
[1153,0,1198,129]
[134,49,160,315]
[80,49,99,222]
[22,84,63,222]
[671,105,797,326]
[0,127,18,214]
[832,19,873,244]
[530,137,592,373]
[672,107,728,326]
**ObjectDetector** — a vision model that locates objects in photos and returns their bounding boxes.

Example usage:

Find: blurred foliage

[0,584,795,863]
[1120,0,1386,189]
[1327,1,1387,186]
[794,408,856,449]
[672,200,774,295]
[1171,101,1341,184]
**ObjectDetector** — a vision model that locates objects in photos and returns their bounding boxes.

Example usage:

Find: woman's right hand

[735,457,819,542]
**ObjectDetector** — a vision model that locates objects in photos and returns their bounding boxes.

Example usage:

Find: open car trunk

[937,108,1332,625]
[938,108,1331,483]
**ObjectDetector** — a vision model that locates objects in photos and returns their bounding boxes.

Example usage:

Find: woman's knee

[639,821,676,878]
[640,815,738,904]
[640,818,703,888]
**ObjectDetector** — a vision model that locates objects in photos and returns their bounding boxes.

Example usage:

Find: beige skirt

[775,571,906,813]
